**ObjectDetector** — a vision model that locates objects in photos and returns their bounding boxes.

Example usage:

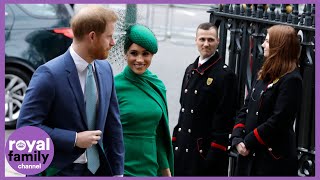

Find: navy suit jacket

[17,50,124,175]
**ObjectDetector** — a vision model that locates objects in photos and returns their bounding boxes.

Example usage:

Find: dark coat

[231,69,302,176]
[172,52,237,176]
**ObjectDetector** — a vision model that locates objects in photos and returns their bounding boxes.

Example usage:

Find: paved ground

[5,130,24,177]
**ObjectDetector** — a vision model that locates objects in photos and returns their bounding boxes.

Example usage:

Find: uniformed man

[172,22,237,176]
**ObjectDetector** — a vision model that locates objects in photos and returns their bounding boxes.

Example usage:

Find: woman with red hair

[231,25,302,176]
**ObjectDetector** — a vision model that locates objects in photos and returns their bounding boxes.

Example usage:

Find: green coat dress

[115,66,174,176]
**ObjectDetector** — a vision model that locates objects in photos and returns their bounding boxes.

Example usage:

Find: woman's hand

[236,142,250,156]
[161,168,171,176]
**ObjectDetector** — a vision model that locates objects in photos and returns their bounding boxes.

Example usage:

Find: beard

[89,46,109,60]
[98,50,109,60]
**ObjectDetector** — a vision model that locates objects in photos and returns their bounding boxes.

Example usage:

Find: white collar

[199,52,215,65]
[70,45,95,72]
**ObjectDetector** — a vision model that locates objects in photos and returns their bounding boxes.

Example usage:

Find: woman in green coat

[114,24,174,176]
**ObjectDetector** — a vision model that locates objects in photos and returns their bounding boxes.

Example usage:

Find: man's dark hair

[196,22,218,37]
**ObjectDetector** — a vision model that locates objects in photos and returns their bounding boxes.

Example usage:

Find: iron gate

[208,4,315,176]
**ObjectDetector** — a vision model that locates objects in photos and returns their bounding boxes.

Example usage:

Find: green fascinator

[124,24,158,54]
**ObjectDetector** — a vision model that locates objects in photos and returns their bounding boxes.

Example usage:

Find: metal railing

[208,4,315,176]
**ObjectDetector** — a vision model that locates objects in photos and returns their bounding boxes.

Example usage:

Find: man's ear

[88,31,96,41]
[195,31,198,42]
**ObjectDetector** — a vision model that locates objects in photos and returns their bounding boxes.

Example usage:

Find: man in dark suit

[17,5,124,176]
[172,22,237,176]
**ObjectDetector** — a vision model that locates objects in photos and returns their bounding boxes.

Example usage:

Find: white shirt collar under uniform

[198,52,215,65]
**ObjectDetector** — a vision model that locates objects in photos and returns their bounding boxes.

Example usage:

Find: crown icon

[16,142,25,148]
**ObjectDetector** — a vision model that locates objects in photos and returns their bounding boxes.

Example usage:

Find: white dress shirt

[198,52,215,66]
[70,45,96,164]
[69,46,123,176]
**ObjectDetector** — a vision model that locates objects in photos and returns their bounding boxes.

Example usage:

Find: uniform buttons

[175,147,179,151]
[268,148,272,151]
[181,108,185,112]
[188,129,191,133]
[184,89,188,93]
[199,150,203,153]
[242,130,245,133]
[194,90,198,94]
[178,128,181,132]
[253,153,256,157]
[246,109,248,113]
[186,149,189,152]
[191,109,194,113]
[192,71,195,74]
[223,65,227,69]
[256,112,259,116]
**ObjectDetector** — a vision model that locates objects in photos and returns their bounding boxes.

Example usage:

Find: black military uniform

[172,52,237,176]
[231,69,302,176]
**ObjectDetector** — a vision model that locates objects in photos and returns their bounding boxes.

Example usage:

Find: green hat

[124,24,158,54]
